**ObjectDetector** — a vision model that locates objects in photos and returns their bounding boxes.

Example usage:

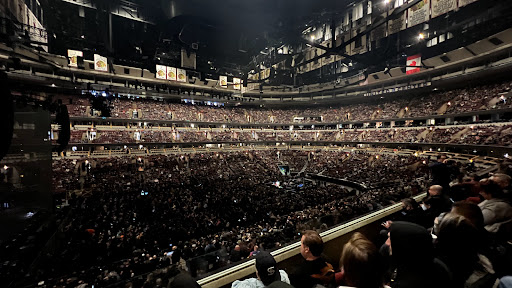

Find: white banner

[459,0,478,7]
[431,0,457,18]
[233,77,241,90]
[156,65,166,79]
[94,54,108,72]
[24,3,47,51]
[408,0,430,28]
[67,50,83,68]
[167,67,177,81]
[220,76,228,88]
[176,68,187,82]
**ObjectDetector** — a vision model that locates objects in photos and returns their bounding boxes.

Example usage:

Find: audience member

[429,155,452,192]
[290,230,334,288]
[478,180,512,232]
[231,251,290,288]
[387,221,452,288]
[338,232,384,288]
[436,213,498,288]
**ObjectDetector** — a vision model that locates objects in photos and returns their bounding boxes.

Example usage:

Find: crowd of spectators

[53,80,512,124]
[62,124,512,147]
[4,150,439,287]
[4,145,511,288]
[230,159,512,288]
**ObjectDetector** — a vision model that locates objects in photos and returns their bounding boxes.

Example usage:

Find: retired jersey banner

[431,0,457,18]
[406,54,422,75]
[167,67,177,81]
[176,68,187,82]
[233,77,241,90]
[94,54,108,72]
[219,76,228,88]
[156,65,167,79]
[459,0,478,7]
[408,0,430,28]
[388,11,406,35]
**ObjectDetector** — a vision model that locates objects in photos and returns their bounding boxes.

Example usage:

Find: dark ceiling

[45,0,352,73]
[135,0,352,65]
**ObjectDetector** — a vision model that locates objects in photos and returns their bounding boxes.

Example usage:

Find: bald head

[428,185,443,196]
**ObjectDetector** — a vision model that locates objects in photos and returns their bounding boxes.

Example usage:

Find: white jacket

[232,270,290,288]
[479,198,512,232]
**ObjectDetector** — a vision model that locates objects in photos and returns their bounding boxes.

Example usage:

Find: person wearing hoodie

[387,221,452,288]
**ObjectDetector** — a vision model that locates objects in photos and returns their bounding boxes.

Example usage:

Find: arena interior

[1,0,512,287]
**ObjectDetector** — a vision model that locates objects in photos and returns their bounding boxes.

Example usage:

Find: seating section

[53,80,512,124]
[11,147,507,288]
[62,124,512,147]
[37,151,430,286]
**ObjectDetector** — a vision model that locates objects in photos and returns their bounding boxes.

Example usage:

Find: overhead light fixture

[418,33,425,40]
[310,35,315,41]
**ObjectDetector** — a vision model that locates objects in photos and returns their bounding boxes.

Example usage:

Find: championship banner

[219,76,228,88]
[264,68,271,79]
[166,67,177,81]
[176,68,187,82]
[156,65,166,79]
[459,0,478,7]
[431,0,457,18]
[259,70,265,80]
[94,54,108,72]
[406,54,422,75]
[408,0,430,28]
[388,11,406,35]
[233,77,241,90]
[67,50,83,68]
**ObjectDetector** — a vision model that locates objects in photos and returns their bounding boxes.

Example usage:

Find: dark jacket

[289,257,329,288]
[390,221,453,288]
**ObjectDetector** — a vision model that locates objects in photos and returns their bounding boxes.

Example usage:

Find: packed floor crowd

[6,150,443,287]
[231,155,512,288]
[54,80,512,124]
[63,124,512,147]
